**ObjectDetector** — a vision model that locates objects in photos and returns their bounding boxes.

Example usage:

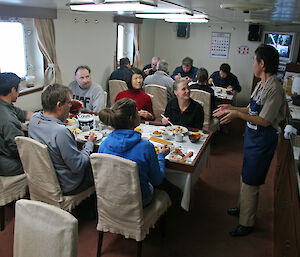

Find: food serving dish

[78,114,94,129]
[152,130,164,137]
[167,125,188,134]
[77,131,103,142]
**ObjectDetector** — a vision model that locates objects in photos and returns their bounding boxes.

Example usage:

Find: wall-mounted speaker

[177,23,190,38]
[248,24,261,41]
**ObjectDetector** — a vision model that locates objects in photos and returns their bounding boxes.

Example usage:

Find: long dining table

[72,118,212,211]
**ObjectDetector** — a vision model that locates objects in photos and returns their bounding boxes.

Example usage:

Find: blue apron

[241,97,278,186]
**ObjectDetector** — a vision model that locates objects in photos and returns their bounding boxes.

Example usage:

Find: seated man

[69,65,105,113]
[190,68,217,117]
[109,57,131,82]
[171,57,198,82]
[144,59,174,100]
[209,63,241,94]
[142,56,160,78]
[0,73,33,176]
[29,84,97,195]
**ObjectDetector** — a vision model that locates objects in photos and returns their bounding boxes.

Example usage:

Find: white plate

[77,131,103,142]
[151,129,164,137]
[167,125,188,134]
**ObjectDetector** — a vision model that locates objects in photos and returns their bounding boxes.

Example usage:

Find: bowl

[189,134,201,143]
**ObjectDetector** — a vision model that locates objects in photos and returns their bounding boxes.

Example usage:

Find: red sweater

[115,89,155,118]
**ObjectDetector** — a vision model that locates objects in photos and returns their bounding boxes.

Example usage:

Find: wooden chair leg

[0,206,5,231]
[97,231,103,257]
[137,241,142,257]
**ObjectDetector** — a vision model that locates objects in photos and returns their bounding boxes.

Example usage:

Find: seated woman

[189,67,217,117]
[162,78,204,129]
[115,68,155,121]
[98,98,170,207]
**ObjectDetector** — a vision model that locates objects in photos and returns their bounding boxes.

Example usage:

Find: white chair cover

[14,199,78,257]
[0,174,27,206]
[15,136,94,212]
[145,84,168,120]
[90,153,171,242]
[190,89,219,132]
[108,80,127,105]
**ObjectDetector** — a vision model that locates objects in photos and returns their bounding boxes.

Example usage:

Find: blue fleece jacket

[98,129,165,202]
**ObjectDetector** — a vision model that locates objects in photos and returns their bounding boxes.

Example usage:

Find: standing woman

[115,67,155,120]
[98,98,170,207]
[213,44,286,236]
[162,78,204,129]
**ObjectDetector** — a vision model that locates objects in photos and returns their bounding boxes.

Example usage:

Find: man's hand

[143,68,151,76]
[208,78,214,85]
[87,132,97,143]
[174,73,182,80]
[160,144,170,156]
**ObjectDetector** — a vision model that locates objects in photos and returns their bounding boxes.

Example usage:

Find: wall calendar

[210,32,231,58]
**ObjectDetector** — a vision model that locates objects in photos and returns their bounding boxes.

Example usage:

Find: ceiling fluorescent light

[165,18,208,23]
[69,0,104,4]
[70,3,157,11]
[135,13,207,19]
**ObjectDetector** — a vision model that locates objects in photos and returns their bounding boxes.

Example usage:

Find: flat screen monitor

[262,31,296,63]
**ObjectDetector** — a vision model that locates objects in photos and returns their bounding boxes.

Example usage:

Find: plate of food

[77,131,103,142]
[69,127,82,136]
[151,130,164,137]
[169,147,194,163]
[65,118,76,126]
[167,125,188,134]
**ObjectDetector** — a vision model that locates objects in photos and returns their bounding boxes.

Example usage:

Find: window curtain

[133,24,141,69]
[34,18,62,87]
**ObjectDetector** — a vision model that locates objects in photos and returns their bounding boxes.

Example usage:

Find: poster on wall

[211,32,230,58]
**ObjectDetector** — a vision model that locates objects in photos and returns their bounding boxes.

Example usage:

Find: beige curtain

[133,24,141,69]
[34,18,62,87]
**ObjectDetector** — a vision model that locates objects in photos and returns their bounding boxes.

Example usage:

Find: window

[116,23,134,64]
[0,20,27,77]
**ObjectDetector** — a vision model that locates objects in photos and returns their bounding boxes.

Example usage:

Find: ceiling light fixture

[69,0,157,12]
[165,18,208,23]
[135,13,207,19]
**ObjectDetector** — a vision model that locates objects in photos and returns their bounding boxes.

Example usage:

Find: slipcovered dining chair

[190,89,219,133]
[103,91,108,108]
[14,199,78,257]
[145,84,168,120]
[90,153,171,257]
[108,80,127,106]
[15,136,94,212]
[0,173,27,231]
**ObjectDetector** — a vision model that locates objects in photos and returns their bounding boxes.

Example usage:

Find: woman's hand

[138,110,153,120]
[213,104,233,118]
[160,144,170,156]
[161,116,170,125]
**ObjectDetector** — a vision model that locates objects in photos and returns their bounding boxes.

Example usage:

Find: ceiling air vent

[220,2,272,13]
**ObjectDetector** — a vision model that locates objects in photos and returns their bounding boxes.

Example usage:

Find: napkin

[284,124,297,139]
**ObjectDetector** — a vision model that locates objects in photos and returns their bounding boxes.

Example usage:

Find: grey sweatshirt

[28,111,94,193]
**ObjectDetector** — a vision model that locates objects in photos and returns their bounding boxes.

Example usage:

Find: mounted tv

[262,31,296,64]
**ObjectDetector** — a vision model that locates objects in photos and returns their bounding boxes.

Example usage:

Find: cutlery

[161,114,175,127]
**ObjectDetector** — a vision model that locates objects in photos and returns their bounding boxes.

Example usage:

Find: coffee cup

[175,133,183,142]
